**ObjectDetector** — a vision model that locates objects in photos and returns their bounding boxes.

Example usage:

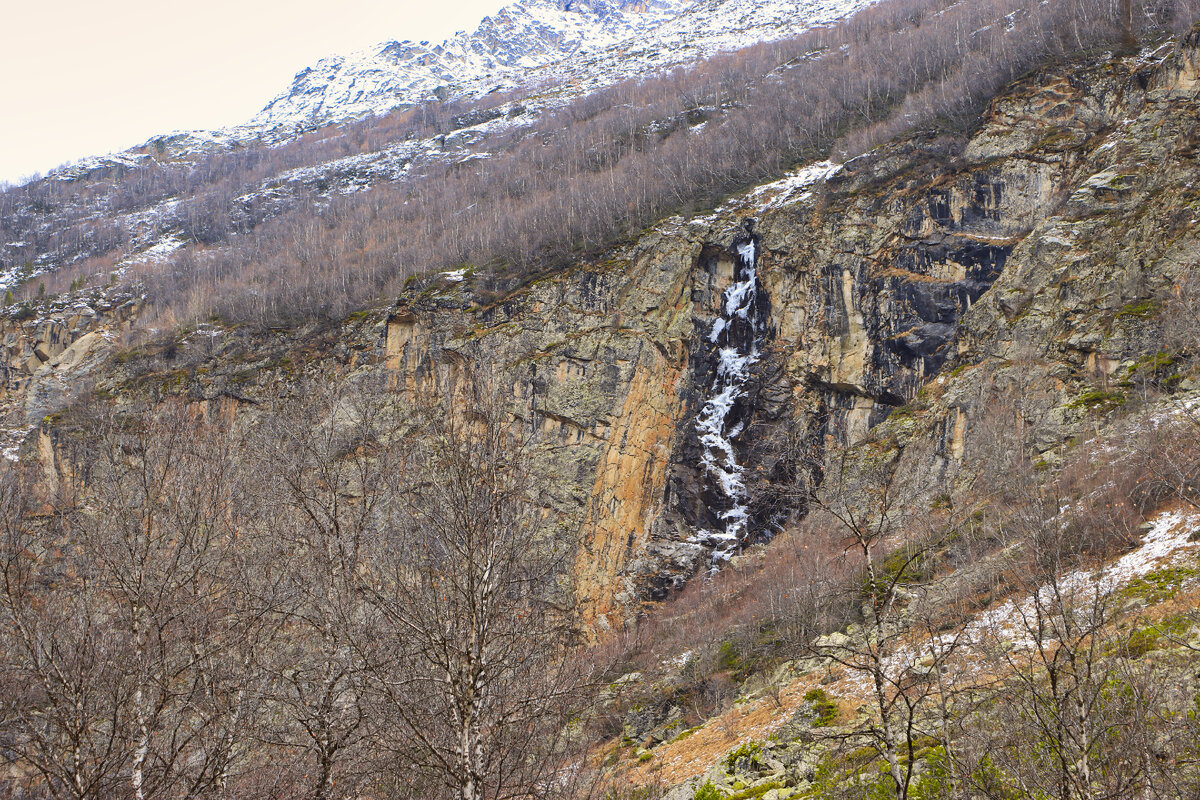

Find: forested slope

[3,1,1200,799]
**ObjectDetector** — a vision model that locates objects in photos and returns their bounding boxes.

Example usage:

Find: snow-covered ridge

[254,0,695,127]
[253,0,877,129]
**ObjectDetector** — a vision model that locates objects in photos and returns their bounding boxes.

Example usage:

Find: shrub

[804,688,840,727]
[1068,389,1127,412]
[1120,566,1199,604]
[1115,299,1159,319]
[724,741,764,771]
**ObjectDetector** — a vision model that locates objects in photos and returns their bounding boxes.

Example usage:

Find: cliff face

[384,239,700,630]
[8,36,1200,630]
[383,35,1200,625]
[0,295,139,460]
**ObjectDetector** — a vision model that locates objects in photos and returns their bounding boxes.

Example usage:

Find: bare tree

[73,403,255,800]
[0,464,135,800]
[0,404,260,800]
[246,374,405,800]
[949,388,1183,800]
[358,369,590,800]
[801,441,969,800]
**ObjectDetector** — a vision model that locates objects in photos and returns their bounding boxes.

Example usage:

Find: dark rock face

[882,241,1009,378]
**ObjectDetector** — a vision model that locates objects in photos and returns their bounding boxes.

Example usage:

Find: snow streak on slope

[827,508,1200,701]
[967,510,1200,651]
[694,229,765,566]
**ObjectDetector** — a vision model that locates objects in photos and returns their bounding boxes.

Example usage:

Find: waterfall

[693,222,765,567]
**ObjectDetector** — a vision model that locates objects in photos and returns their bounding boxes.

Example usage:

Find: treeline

[148,0,1196,325]
[5,0,1198,327]
[0,375,595,800]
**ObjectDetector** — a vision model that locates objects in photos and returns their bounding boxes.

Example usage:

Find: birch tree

[0,403,255,800]
[804,444,968,800]
[247,373,404,800]
[360,372,588,800]
[0,464,133,800]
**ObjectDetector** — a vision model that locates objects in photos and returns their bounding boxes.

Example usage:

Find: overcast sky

[0,0,509,186]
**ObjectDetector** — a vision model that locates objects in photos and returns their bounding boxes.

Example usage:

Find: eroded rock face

[10,39,1200,629]
[384,237,702,630]
[0,297,139,461]
[386,38,1200,623]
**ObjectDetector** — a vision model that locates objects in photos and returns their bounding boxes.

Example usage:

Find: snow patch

[745,160,842,211]
[690,160,841,228]
[252,0,878,131]
[968,510,1200,650]
[0,426,32,462]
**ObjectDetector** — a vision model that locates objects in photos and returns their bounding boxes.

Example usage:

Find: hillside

[3,0,1200,799]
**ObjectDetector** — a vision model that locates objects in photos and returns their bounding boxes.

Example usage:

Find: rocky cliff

[7,33,1200,636]
[373,33,1200,627]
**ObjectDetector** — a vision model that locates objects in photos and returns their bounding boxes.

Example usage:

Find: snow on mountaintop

[11,0,878,303]
[255,0,876,128]
[33,0,874,187]
[255,0,694,127]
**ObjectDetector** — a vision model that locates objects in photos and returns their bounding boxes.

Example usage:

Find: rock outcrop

[380,36,1200,624]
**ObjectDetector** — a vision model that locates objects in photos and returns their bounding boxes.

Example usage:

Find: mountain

[253,0,875,128]
[0,0,882,318]
[254,0,692,127]
[6,2,1200,797]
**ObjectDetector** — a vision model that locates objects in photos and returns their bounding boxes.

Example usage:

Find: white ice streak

[708,318,727,342]
[694,239,764,565]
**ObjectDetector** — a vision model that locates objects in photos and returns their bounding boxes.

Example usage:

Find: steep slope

[5,12,1200,800]
[0,0,883,325]
[14,31,1198,632]
[370,33,1200,627]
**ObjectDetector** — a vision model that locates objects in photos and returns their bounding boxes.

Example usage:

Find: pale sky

[0,0,509,186]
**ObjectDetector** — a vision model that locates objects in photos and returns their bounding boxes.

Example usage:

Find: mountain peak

[253,0,876,130]
[253,0,697,128]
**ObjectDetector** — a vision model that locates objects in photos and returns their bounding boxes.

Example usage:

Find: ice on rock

[694,228,766,568]
[709,318,727,342]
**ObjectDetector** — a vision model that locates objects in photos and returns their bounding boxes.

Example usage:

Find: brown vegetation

[5,0,1198,329]
[593,296,1200,798]
[0,372,596,800]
